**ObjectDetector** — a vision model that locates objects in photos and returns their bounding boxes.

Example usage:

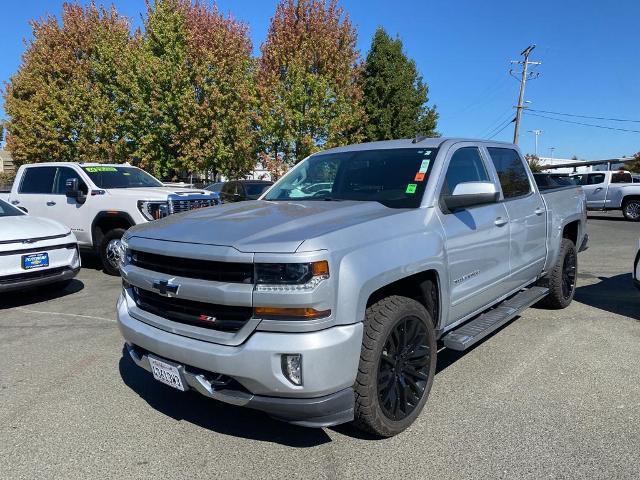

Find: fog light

[281,354,303,386]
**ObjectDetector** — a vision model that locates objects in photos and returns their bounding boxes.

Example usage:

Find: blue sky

[1,0,638,159]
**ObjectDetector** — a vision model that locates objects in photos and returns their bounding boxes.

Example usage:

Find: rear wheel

[537,238,577,309]
[622,199,640,222]
[99,228,125,276]
[353,296,437,437]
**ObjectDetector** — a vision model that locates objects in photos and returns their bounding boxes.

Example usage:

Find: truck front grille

[130,250,253,283]
[169,198,217,214]
[132,287,253,333]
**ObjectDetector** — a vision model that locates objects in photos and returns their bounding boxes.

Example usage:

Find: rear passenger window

[611,172,632,183]
[443,147,490,194]
[19,167,57,194]
[487,147,532,199]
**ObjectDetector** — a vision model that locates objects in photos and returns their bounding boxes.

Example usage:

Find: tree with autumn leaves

[4,0,438,179]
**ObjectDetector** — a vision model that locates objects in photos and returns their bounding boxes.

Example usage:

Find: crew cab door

[576,172,607,209]
[9,166,57,218]
[437,144,511,324]
[486,147,547,291]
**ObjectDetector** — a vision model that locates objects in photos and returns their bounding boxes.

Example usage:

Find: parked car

[570,170,640,221]
[219,180,273,202]
[3,163,219,275]
[634,238,640,290]
[116,138,587,437]
[0,198,80,293]
[204,182,225,194]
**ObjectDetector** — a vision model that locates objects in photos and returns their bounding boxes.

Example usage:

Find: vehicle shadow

[79,251,103,271]
[118,350,333,447]
[573,273,639,321]
[0,278,85,309]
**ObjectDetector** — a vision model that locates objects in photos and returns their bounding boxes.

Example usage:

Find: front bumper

[117,294,363,427]
[634,250,640,290]
[0,266,79,293]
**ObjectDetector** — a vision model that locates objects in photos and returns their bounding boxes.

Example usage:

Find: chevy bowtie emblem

[152,279,180,297]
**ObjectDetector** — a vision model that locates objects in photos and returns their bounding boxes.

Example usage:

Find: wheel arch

[91,211,135,250]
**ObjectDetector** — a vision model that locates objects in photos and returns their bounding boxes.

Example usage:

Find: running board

[442,286,549,351]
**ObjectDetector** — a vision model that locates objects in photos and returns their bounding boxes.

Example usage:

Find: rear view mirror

[65,178,86,204]
[442,181,499,212]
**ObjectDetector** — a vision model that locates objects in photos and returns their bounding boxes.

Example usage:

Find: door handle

[534,208,544,216]
[46,201,56,206]
[494,217,508,227]
[594,187,603,192]
[11,200,20,205]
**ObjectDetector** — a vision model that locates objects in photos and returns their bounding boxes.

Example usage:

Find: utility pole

[549,147,555,161]
[528,129,543,156]
[510,45,541,144]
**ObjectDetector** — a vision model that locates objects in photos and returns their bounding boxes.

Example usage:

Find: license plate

[148,356,186,391]
[22,252,49,270]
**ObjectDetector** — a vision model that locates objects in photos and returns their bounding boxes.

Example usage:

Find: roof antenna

[412,134,428,144]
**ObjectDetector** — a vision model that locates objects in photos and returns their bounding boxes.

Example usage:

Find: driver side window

[442,147,490,195]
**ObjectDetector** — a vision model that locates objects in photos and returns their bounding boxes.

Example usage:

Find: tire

[99,228,125,276]
[537,238,577,309]
[622,199,640,222]
[353,295,437,437]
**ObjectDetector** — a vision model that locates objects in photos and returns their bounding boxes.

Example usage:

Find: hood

[104,187,216,201]
[0,215,70,243]
[127,200,403,253]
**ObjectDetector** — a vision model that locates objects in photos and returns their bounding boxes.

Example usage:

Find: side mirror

[442,182,499,212]
[65,178,86,204]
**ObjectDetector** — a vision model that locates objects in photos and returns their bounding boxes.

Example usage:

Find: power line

[527,108,640,123]
[524,112,640,134]
[479,106,515,138]
[486,117,515,139]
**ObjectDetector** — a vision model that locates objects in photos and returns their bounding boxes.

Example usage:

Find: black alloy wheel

[561,248,577,300]
[377,316,431,421]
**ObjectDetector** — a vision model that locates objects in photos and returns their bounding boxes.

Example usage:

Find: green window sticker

[406,183,417,194]
[85,166,118,173]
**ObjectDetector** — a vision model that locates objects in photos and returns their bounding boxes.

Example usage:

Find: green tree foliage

[625,152,640,173]
[3,2,133,166]
[4,0,255,178]
[525,153,543,172]
[256,0,365,173]
[361,27,438,141]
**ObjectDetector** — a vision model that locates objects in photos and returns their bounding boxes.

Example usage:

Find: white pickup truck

[571,170,640,221]
[1,163,219,274]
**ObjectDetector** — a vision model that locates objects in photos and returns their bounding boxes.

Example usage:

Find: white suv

[4,163,218,275]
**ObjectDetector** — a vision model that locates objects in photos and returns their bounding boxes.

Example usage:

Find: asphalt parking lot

[1,212,638,480]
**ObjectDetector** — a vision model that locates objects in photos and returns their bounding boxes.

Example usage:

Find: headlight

[254,261,329,292]
[137,200,169,221]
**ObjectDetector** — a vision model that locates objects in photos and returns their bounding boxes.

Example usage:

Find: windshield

[0,199,24,217]
[264,148,438,208]
[81,166,163,189]
[246,183,272,197]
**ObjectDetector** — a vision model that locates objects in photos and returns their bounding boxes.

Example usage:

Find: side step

[442,286,549,351]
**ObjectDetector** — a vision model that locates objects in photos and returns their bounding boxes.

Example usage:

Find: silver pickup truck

[571,170,640,221]
[116,138,587,437]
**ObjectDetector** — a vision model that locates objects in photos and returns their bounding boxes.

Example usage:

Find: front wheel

[353,296,437,437]
[99,228,125,276]
[622,199,640,222]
